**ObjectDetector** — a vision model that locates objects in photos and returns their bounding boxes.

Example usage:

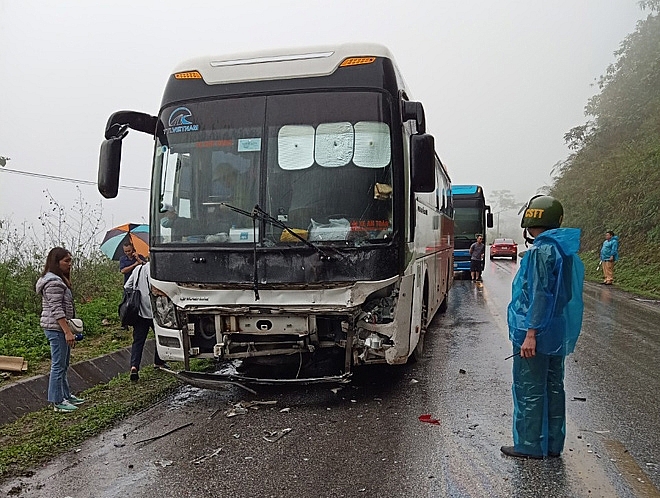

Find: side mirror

[487,212,494,228]
[98,111,157,199]
[401,100,426,134]
[98,137,122,199]
[411,133,435,193]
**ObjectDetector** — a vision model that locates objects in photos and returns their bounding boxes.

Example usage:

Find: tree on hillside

[551,2,660,256]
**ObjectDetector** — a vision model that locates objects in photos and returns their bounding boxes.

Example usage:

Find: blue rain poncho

[600,235,619,261]
[507,228,585,356]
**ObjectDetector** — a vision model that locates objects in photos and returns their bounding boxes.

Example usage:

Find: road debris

[418,414,440,425]
[192,447,222,465]
[133,422,193,445]
[410,378,419,384]
[263,428,292,443]
[573,396,587,401]
[154,459,173,467]
[225,400,277,418]
[459,368,467,374]
[280,407,291,413]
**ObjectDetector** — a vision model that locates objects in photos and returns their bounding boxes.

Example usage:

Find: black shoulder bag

[118,265,142,327]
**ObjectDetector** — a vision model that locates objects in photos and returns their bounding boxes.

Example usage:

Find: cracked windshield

[153,92,394,246]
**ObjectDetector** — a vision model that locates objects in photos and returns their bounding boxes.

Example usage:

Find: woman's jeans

[131,316,164,370]
[44,329,71,404]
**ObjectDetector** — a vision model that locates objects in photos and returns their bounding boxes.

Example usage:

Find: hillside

[550,2,660,296]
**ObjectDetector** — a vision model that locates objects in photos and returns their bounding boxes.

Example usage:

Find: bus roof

[172,43,396,85]
[450,185,482,196]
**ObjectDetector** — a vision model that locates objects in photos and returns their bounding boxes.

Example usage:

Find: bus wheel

[439,292,448,314]
[411,290,429,362]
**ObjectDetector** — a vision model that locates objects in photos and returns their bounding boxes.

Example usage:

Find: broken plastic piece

[192,447,222,465]
[263,428,292,443]
[419,414,440,425]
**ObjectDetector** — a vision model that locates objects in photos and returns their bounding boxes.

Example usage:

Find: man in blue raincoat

[600,230,619,285]
[501,195,584,460]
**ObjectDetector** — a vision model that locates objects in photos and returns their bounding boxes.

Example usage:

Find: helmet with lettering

[520,195,563,228]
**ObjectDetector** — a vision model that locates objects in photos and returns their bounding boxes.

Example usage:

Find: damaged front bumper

[165,367,351,392]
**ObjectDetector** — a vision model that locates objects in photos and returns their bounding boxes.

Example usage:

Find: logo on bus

[166,107,199,134]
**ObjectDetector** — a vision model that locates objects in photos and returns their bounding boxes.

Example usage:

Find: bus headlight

[150,287,180,329]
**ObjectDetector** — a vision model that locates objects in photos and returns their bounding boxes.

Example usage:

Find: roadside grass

[0,368,180,481]
[0,358,213,482]
[1,322,133,381]
[580,250,660,299]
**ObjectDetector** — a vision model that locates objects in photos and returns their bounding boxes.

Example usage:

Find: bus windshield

[152,92,394,246]
[454,206,483,239]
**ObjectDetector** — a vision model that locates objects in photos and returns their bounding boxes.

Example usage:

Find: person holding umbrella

[99,223,150,283]
[119,240,147,284]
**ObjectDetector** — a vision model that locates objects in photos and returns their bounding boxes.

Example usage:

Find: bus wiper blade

[220,202,254,219]
[220,203,260,300]
[251,205,336,262]
[220,203,336,262]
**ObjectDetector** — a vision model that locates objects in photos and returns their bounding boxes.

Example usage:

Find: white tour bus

[98,43,454,386]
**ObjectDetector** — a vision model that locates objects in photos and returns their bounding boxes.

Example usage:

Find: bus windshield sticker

[354,122,390,168]
[278,125,315,170]
[166,107,199,134]
[237,138,262,152]
[315,122,353,168]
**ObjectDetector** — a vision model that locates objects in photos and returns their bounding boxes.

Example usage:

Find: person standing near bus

[501,195,584,459]
[119,240,146,284]
[469,234,485,281]
[600,230,619,285]
[125,261,168,381]
[36,247,86,412]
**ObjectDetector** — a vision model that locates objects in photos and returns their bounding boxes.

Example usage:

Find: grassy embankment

[580,250,660,299]
[0,255,184,481]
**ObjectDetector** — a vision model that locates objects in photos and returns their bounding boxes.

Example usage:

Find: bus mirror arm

[401,100,426,134]
[104,111,158,139]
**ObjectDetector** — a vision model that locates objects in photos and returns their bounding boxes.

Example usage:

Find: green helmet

[520,195,563,228]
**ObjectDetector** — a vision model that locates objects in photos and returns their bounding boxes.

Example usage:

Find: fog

[0,0,646,242]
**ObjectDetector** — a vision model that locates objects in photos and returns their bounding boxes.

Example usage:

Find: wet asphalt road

[3,258,660,498]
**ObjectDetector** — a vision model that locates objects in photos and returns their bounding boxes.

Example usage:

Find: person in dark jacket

[119,240,146,284]
[35,247,86,412]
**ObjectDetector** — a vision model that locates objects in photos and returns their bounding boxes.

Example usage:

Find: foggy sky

[0,0,647,241]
